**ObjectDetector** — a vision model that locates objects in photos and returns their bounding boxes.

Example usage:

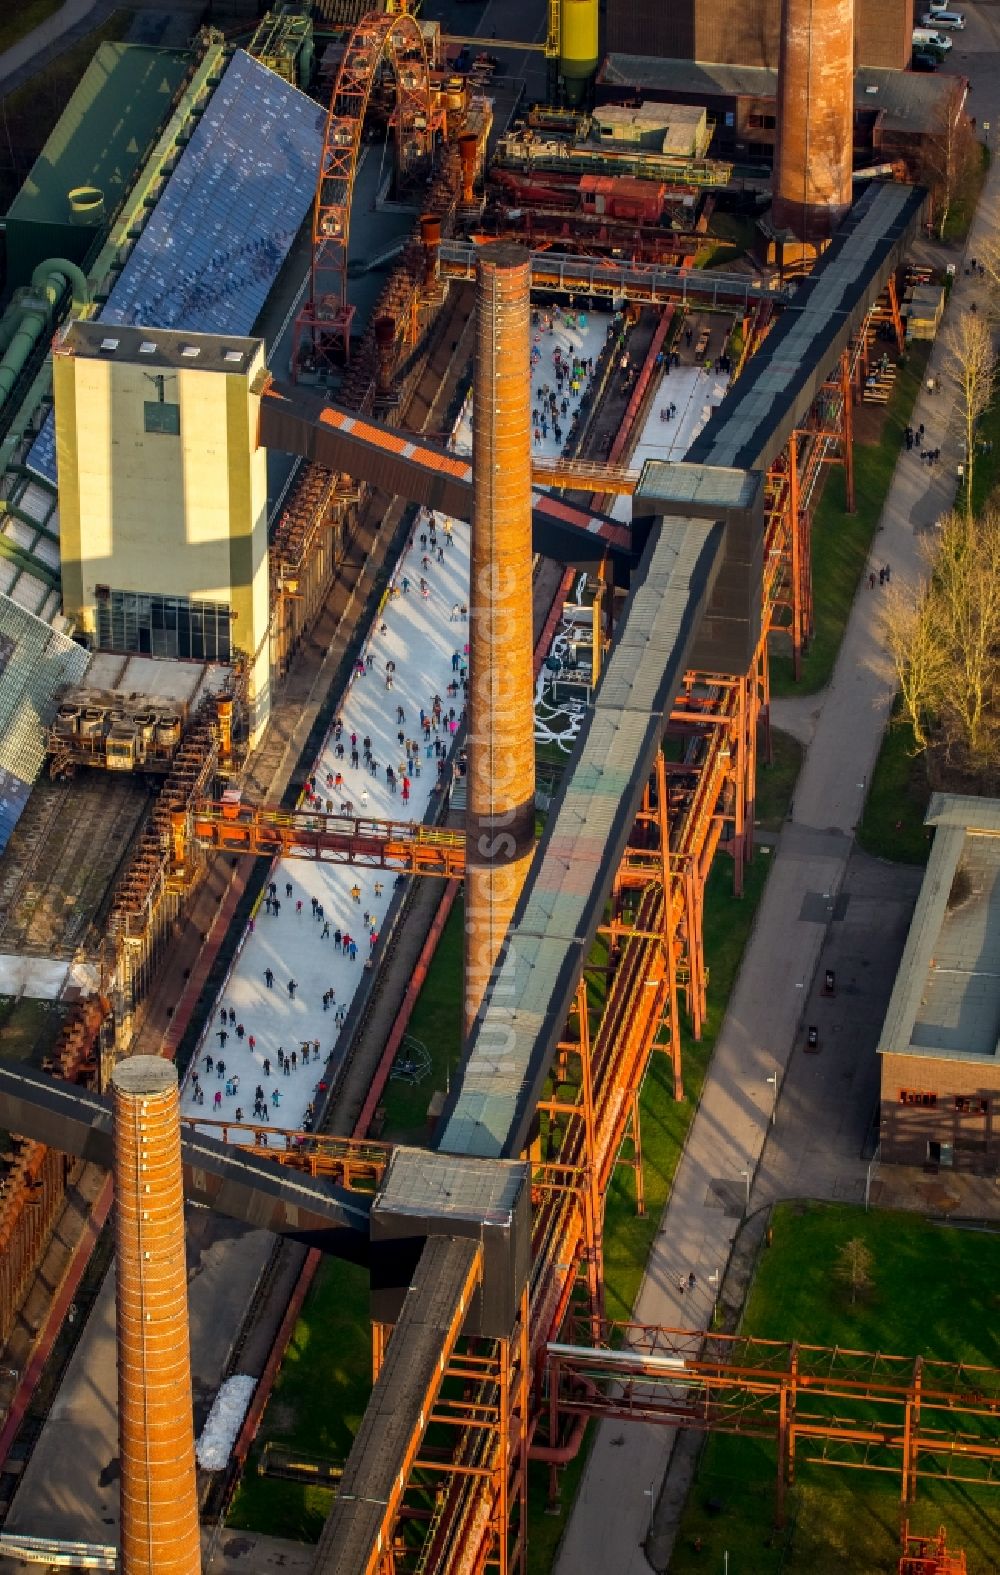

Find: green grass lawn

[754,730,802,833]
[770,343,930,697]
[697,212,757,270]
[857,704,933,865]
[942,141,990,245]
[0,996,67,1066]
[672,1204,1000,1573]
[0,0,64,54]
[969,367,1000,518]
[379,892,463,1142]
[226,1256,371,1542]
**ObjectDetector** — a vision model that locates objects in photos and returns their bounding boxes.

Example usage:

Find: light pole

[766,1072,778,1125]
[708,1268,720,1327]
[643,1480,656,1540]
[740,1167,751,1210]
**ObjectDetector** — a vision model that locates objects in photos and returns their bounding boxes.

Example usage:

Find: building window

[955,1096,989,1115]
[96,590,231,662]
[899,1089,937,1107]
[144,400,180,436]
[747,113,776,131]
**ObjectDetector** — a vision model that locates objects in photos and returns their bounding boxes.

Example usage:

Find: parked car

[913,25,952,48]
[911,48,941,68]
[921,9,965,26]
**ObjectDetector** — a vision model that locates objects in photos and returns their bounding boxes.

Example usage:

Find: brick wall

[606,0,912,68]
[880,1050,1000,1171]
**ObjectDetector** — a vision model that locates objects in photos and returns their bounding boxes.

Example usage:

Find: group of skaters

[529,306,599,449]
[190,1026,329,1122]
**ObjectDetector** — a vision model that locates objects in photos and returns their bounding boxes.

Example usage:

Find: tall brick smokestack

[772,0,855,242]
[463,243,536,1038]
[112,1055,201,1575]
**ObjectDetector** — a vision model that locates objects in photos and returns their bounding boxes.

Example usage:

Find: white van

[913,26,953,48]
[922,9,965,25]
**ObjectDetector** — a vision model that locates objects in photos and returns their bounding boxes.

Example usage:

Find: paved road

[0,0,101,87]
[553,33,1000,1575]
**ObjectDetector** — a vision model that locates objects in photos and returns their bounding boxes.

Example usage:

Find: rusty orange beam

[182,802,467,878]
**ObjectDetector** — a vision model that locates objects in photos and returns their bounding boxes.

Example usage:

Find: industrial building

[879,796,1000,1172]
[0,0,988,1570]
[595,56,968,169]
[606,0,915,70]
[53,323,271,739]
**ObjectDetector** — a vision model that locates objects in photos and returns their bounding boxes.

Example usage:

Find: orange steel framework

[543,1317,1000,1523]
[900,1522,968,1575]
[181,1119,999,1559]
[296,9,439,368]
[130,272,904,1569]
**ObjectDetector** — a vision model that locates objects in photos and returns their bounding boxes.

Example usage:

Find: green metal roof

[6,43,189,229]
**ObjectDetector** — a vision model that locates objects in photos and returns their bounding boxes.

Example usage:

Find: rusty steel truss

[180,1119,999,1560]
[295,8,438,369]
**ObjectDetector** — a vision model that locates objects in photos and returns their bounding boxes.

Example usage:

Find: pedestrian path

[0,0,100,87]
[554,164,1000,1572]
[181,308,612,1136]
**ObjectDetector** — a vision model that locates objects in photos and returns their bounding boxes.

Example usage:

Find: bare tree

[940,310,997,510]
[920,92,980,242]
[885,580,945,754]
[932,508,1000,765]
[885,508,1000,775]
[834,1238,875,1306]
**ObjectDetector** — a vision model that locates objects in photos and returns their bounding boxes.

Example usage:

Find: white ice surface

[181,309,615,1136]
[196,1374,257,1471]
[610,362,730,524]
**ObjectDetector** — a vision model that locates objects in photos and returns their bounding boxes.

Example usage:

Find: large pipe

[0,258,91,413]
[463,243,536,1038]
[112,1056,201,1575]
[771,0,854,243]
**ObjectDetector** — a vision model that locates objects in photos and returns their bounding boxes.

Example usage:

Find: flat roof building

[878,795,1000,1172]
[53,322,271,740]
[595,57,967,168]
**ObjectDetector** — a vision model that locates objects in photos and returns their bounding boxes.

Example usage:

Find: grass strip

[857,703,933,865]
[672,1203,1000,1573]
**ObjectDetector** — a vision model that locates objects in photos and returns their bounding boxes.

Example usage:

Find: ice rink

[181,306,614,1133]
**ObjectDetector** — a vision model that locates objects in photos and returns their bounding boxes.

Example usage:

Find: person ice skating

[248,1034,256,1052]
[214,1090,222,1111]
[263,1058,271,1077]
[351,883,362,904]
[218,1028,228,1047]
[287,978,297,997]
[291,1050,298,1071]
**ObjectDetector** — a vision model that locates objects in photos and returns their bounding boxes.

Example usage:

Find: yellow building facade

[53,322,271,739]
